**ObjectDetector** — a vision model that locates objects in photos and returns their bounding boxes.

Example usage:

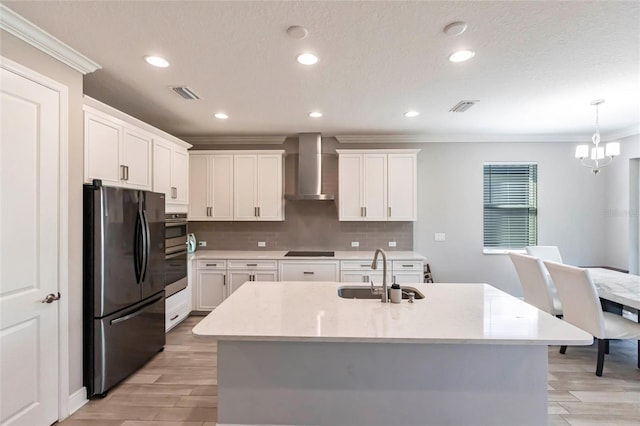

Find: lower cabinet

[165,285,191,332]
[391,260,424,284]
[194,260,227,311]
[279,260,340,282]
[228,259,279,294]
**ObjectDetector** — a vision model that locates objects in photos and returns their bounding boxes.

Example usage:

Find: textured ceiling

[4,0,640,142]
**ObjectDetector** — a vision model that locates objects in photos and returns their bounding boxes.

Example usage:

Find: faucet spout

[371,248,388,303]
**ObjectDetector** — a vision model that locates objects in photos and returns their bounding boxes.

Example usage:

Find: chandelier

[575,99,620,175]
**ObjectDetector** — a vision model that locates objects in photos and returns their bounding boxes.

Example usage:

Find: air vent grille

[450,100,478,112]
[171,86,200,100]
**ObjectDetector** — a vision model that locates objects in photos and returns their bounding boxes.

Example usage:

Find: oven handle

[165,250,188,260]
[165,221,188,228]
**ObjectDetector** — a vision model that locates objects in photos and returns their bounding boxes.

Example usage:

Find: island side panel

[217,340,548,426]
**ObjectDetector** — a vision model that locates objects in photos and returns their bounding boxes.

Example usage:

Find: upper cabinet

[337,149,419,222]
[153,137,191,209]
[83,96,192,210]
[189,151,284,221]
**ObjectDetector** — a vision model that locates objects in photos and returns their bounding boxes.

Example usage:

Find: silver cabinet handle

[247,263,258,267]
[388,207,391,217]
[41,292,61,303]
[223,274,226,285]
[254,207,258,217]
[124,165,129,181]
[171,187,177,199]
[205,263,217,266]
[360,207,364,217]
[170,314,179,321]
[258,206,260,217]
[360,264,369,267]
[363,207,367,217]
[303,271,314,275]
[402,264,413,268]
[120,165,126,180]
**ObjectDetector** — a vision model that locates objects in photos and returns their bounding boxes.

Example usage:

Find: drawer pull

[246,263,258,267]
[360,264,369,268]
[205,263,217,266]
[402,264,413,268]
[170,314,179,321]
[303,271,314,275]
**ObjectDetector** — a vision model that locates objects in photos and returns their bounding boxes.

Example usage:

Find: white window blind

[483,163,537,250]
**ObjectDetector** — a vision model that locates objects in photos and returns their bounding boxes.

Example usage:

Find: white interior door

[1,67,61,425]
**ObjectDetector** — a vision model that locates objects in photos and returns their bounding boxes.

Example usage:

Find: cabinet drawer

[228,259,278,270]
[340,260,388,271]
[197,259,227,269]
[165,289,190,332]
[392,260,423,271]
[280,261,339,282]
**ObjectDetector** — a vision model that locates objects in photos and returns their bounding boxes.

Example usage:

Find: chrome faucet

[371,248,388,303]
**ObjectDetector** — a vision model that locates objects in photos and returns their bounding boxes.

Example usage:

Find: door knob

[41,292,61,303]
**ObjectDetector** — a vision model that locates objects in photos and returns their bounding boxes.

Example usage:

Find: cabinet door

[84,111,121,186]
[234,155,258,220]
[188,155,210,220]
[228,271,252,295]
[152,138,172,199]
[253,270,278,282]
[338,154,363,221]
[340,271,369,283]
[172,147,189,204]
[362,153,387,221]
[211,155,234,220]
[388,153,417,221]
[392,272,423,285]
[256,154,283,220]
[196,270,227,310]
[122,127,152,189]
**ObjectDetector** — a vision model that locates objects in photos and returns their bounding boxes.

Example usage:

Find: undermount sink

[337,286,425,300]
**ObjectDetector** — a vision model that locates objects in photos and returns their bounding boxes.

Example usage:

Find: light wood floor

[59,315,640,426]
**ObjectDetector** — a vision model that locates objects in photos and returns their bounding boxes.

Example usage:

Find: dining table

[587,268,640,312]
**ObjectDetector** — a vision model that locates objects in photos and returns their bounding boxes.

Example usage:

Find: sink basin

[337,286,425,300]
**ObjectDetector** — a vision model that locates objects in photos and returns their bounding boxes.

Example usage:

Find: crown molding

[181,135,287,145]
[0,4,101,74]
[335,131,640,144]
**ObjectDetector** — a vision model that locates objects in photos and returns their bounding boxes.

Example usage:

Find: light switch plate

[258,241,266,247]
[388,241,397,247]
[351,241,360,247]
[434,233,446,242]
[198,241,207,247]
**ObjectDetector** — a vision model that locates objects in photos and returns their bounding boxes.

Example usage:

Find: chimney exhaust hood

[285,133,335,201]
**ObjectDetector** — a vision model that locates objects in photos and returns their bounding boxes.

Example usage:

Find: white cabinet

[153,137,190,211]
[190,151,284,221]
[340,260,390,286]
[84,106,152,190]
[391,260,424,284]
[165,284,192,332]
[194,260,227,311]
[279,260,340,282]
[234,153,284,221]
[227,259,278,294]
[189,154,234,220]
[337,149,419,222]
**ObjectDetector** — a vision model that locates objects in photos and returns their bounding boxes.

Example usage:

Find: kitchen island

[193,281,592,426]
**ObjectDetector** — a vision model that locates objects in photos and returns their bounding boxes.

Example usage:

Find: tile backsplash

[188,152,413,251]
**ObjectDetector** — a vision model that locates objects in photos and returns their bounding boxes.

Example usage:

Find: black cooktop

[284,251,335,257]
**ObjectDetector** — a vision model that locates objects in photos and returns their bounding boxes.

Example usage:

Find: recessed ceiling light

[287,25,309,39]
[297,53,319,65]
[448,50,475,63]
[214,113,229,120]
[443,21,468,36]
[308,111,323,118]
[144,55,169,68]
[404,111,420,118]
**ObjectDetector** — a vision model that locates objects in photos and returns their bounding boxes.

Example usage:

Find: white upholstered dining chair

[544,261,640,376]
[525,245,563,263]
[509,253,562,316]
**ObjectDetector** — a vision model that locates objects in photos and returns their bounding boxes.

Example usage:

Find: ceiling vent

[171,86,200,100]
[449,100,478,112]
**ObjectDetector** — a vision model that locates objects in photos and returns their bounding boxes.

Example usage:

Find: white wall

[602,134,640,272]
[414,141,609,296]
[0,31,85,398]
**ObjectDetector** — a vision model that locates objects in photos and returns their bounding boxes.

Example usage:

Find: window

[483,163,537,252]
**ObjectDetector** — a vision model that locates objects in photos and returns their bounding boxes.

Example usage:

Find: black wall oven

[165,213,188,297]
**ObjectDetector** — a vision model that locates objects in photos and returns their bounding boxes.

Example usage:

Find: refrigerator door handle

[140,210,150,282]
[109,293,164,325]
[134,211,143,283]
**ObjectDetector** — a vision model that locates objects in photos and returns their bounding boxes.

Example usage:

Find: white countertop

[189,250,426,261]
[192,281,592,345]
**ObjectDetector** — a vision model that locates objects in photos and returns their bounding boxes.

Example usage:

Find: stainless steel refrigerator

[83,182,166,398]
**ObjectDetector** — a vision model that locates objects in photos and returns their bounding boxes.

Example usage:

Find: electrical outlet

[388,241,397,247]
[351,241,360,247]
[257,241,266,247]
[434,233,446,242]
[198,241,207,247]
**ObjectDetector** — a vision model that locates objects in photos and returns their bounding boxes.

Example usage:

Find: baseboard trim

[69,387,88,415]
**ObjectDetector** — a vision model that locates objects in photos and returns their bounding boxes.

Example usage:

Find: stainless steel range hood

[285,133,335,201]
